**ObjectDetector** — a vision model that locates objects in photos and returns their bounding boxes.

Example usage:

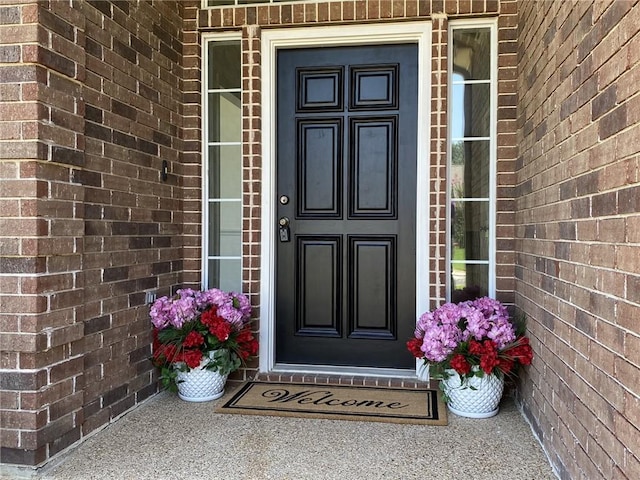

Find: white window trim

[201,33,243,290]
[260,22,432,377]
[447,19,498,300]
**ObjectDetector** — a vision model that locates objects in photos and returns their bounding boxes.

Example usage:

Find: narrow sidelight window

[448,23,496,301]
[203,38,242,291]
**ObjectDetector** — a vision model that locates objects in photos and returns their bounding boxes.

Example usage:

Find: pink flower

[217,304,244,329]
[469,297,515,348]
[407,296,533,382]
[150,288,258,390]
[150,296,172,329]
[416,303,465,362]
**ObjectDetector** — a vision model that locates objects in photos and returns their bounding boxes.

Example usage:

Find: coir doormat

[216,381,447,425]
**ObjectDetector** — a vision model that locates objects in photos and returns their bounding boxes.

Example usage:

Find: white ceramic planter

[175,351,228,402]
[442,368,505,418]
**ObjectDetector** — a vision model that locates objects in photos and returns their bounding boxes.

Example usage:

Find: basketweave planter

[442,368,505,418]
[175,351,228,402]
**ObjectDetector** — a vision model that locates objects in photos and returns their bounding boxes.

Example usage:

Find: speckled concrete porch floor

[5,390,557,480]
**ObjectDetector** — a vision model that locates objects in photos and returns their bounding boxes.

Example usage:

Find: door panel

[276,44,418,368]
[298,119,342,216]
[297,236,341,337]
[348,236,396,339]
[350,117,396,216]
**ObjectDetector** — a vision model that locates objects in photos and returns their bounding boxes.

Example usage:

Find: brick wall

[0,0,185,466]
[0,0,523,469]
[516,1,640,479]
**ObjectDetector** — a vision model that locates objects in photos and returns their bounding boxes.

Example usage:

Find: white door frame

[259,22,432,377]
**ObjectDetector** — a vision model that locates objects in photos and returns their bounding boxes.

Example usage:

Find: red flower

[236,327,253,343]
[236,327,258,359]
[482,339,497,352]
[502,336,534,366]
[469,339,484,355]
[200,307,223,328]
[239,340,258,360]
[183,331,204,348]
[201,308,233,341]
[209,320,232,342]
[450,354,471,375]
[480,354,499,374]
[406,338,424,358]
[182,349,203,369]
[498,358,514,374]
[153,342,178,364]
[518,345,534,365]
[479,340,499,374]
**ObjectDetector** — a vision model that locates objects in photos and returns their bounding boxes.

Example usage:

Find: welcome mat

[216,381,447,425]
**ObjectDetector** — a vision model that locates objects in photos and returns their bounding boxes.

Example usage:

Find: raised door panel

[295,236,342,337]
[297,119,342,218]
[348,236,396,340]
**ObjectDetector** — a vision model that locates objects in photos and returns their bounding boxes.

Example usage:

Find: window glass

[451,200,489,261]
[209,145,242,199]
[207,1,234,7]
[451,264,489,302]
[450,140,490,198]
[209,202,242,256]
[205,38,242,290]
[451,83,490,138]
[452,29,491,80]
[450,81,466,139]
[208,91,241,143]
[208,259,242,292]
[449,25,493,301]
[208,41,241,90]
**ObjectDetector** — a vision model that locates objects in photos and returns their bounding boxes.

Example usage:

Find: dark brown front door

[275,44,418,368]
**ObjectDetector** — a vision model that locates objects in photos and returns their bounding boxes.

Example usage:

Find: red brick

[613,411,640,460]
[0,409,47,430]
[623,453,640,480]
[49,392,83,422]
[616,245,640,274]
[614,357,639,397]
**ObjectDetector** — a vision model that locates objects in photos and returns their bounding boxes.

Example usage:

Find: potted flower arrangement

[407,296,533,418]
[150,287,258,402]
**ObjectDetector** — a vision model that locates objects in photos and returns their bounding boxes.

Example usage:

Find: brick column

[1,0,86,465]
[1,0,186,467]
[181,1,202,289]
[495,0,518,302]
[429,12,449,308]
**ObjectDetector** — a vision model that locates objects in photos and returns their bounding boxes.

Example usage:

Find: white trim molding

[260,22,432,377]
